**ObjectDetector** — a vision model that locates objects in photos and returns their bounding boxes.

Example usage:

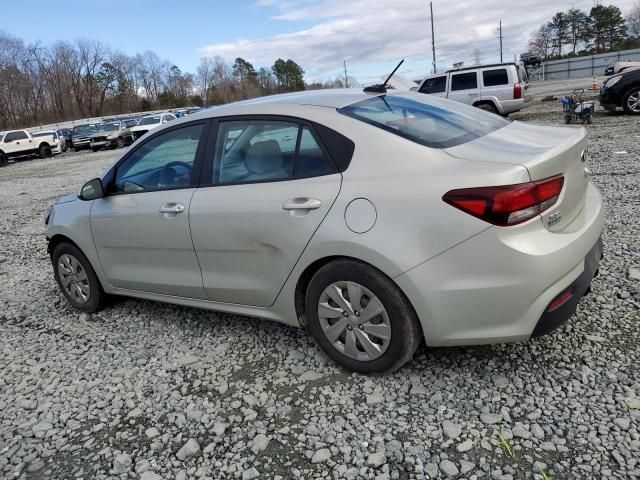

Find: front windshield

[338,93,510,149]
[73,125,96,135]
[139,116,161,126]
[97,122,119,133]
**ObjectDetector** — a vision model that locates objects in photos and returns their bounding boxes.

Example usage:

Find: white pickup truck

[0,129,62,166]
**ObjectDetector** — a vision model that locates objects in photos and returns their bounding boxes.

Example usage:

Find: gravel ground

[1,85,639,480]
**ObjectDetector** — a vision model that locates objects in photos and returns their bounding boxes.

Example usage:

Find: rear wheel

[622,87,640,115]
[39,145,52,159]
[305,259,421,374]
[564,115,572,124]
[476,102,498,114]
[52,242,105,313]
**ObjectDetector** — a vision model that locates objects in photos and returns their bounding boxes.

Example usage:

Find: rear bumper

[395,182,604,346]
[499,97,530,114]
[531,236,602,337]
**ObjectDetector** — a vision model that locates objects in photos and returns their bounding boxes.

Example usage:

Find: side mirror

[79,178,105,201]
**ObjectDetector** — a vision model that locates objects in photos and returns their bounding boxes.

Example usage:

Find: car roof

[198,89,381,117]
[444,62,519,73]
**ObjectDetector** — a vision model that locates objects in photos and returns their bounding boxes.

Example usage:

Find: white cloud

[199,0,636,82]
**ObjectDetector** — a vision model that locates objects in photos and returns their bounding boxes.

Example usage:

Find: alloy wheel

[58,254,91,304]
[627,92,640,113]
[317,281,391,361]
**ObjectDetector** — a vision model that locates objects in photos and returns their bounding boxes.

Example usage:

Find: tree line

[528,3,640,60]
[0,31,309,130]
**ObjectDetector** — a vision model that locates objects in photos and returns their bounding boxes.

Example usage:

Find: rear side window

[483,69,509,86]
[419,76,447,94]
[451,72,477,91]
[338,93,510,149]
[213,120,336,185]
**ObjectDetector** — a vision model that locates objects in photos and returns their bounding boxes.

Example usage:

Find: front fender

[46,199,111,292]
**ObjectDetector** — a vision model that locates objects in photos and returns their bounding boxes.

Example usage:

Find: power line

[429,2,436,74]
[497,20,503,63]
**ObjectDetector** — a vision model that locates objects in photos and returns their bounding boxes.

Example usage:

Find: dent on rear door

[189,174,342,307]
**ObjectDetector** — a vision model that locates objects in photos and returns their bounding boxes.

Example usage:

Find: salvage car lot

[0,86,639,479]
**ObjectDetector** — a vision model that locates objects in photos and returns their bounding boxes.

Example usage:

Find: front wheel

[564,115,572,124]
[0,152,7,167]
[305,259,421,374]
[91,147,99,152]
[622,87,640,115]
[52,242,106,313]
[116,137,124,148]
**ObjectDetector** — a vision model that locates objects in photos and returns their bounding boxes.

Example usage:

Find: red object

[442,175,564,226]
[513,83,522,99]
[547,288,574,312]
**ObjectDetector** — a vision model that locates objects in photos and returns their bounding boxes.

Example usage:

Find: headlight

[604,75,623,88]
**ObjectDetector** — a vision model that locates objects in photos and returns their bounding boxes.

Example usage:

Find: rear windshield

[139,116,161,125]
[338,93,510,149]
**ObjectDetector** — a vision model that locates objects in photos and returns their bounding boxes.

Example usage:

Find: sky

[2,0,636,84]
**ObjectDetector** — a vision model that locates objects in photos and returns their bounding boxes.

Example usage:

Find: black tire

[52,242,106,313]
[0,152,7,167]
[39,144,52,159]
[564,115,572,124]
[115,137,124,148]
[476,102,498,114]
[587,115,593,125]
[305,259,421,374]
[622,87,640,115]
[92,147,99,152]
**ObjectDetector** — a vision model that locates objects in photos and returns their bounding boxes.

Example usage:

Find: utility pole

[430,2,436,74]
[343,59,349,88]
[498,20,503,63]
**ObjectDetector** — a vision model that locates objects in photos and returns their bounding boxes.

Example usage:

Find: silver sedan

[45,89,604,373]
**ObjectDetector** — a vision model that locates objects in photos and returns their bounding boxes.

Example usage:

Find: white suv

[417,62,532,115]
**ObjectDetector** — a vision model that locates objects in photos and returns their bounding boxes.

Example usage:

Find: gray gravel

[1,85,639,479]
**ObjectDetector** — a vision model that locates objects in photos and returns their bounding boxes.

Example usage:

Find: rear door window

[338,93,510,149]
[482,69,509,87]
[4,131,28,142]
[419,76,447,94]
[451,72,477,91]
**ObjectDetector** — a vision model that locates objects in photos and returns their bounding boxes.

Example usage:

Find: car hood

[55,193,78,205]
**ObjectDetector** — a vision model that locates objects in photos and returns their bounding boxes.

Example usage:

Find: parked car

[72,124,97,152]
[45,89,603,374]
[129,112,177,140]
[599,67,640,114]
[0,129,61,166]
[604,61,640,76]
[32,130,64,154]
[417,62,532,115]
[89,119,137,151]
[520,52,542,67]
[58,128,72,151]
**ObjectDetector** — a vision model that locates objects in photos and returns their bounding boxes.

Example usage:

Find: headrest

[245,140,283,175]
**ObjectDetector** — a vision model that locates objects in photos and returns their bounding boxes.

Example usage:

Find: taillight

[442,175,564,226]
[514,83,522,99]
[547,287,574,312]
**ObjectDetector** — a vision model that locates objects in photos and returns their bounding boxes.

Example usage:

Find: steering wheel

[159,161,192,187]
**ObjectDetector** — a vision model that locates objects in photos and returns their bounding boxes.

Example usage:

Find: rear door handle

[159,203,185,214]
[282,198,322,211]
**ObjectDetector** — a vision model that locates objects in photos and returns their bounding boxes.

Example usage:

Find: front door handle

[282,198,322,211]
[159,203,185,214]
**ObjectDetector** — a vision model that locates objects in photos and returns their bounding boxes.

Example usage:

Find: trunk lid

[444,121,589,231]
